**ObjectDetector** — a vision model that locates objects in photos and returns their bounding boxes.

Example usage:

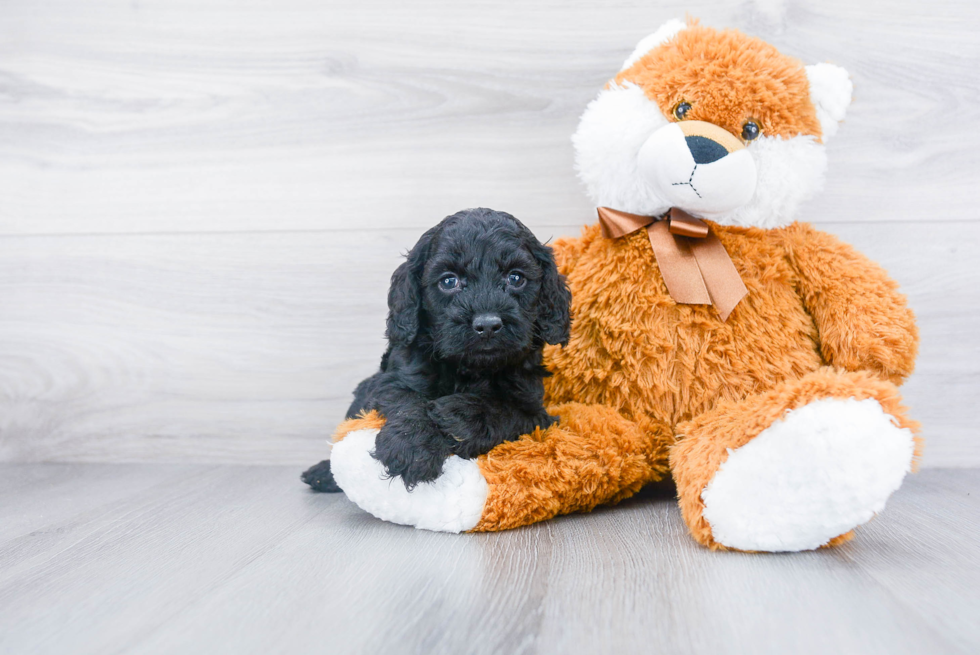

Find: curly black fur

[302,208,571,492]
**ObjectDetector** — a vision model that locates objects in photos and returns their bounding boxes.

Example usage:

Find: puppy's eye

[438,275,460,291]
[673,101,692,121]
[507,272,526,288]
[741,120,761,141]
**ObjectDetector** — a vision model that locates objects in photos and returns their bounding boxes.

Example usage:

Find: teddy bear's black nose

[686,135,729,164]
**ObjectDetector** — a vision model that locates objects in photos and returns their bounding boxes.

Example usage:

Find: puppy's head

[386,208,571,368]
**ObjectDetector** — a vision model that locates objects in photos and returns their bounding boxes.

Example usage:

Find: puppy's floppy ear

[386,226,437,347]
[529,239,572,346]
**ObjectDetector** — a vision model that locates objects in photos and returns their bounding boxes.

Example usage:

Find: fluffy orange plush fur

[334,411,387,443]
[544,222,918,423]
[468,220,918,542]
[671,368,921,549]
[331,22,920,550]
[615,21,823,141]
[334,219,919,544]
[473,402,670,531]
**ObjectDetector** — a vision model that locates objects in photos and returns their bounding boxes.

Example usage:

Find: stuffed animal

[327,18,921,552]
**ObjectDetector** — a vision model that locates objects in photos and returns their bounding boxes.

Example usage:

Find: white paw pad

[328,429,489,533]
[701,398,915,552]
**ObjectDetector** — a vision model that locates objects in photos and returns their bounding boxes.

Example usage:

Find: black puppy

[302,208,571,492]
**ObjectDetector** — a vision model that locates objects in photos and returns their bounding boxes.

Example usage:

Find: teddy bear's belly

[544,246,824,427]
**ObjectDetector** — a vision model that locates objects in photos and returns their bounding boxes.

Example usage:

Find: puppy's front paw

[536,412,560,430]
[399,452,448,490]
[371,424,448,491]
[428,396,488,456]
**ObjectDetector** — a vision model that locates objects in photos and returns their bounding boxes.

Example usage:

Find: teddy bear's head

[573,19,852,228]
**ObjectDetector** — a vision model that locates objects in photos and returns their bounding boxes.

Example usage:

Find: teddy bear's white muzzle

[637,122,757,219]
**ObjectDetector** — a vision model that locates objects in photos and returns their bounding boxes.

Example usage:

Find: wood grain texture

[0,225,576,464]
[0,0,978,464]
[0,0,978,235]
[0,222,975,465]
[0,464,977,654]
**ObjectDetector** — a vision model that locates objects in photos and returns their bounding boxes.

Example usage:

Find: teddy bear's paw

[328,428,489,533]
[700,398,915,552]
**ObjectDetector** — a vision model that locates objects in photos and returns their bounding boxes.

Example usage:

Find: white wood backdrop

[0,0,977,466]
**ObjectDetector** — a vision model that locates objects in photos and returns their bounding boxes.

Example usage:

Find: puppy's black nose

[472,314,503,337]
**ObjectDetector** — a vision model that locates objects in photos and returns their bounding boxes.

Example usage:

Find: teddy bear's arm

[783,223,918,385]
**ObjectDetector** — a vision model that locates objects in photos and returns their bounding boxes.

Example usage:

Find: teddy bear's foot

[700,397,915,552]
[329,428,489,533]
[671,368,921,552]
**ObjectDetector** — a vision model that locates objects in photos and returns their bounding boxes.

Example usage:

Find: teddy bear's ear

[620,18,687,70]
[805,63,853,140]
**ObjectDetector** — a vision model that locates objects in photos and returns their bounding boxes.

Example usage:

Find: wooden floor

[0,465,977,655]
[3,4,977,652]
[2,0,979,468]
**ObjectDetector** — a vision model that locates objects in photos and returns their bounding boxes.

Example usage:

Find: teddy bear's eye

[673,101,692,121]
[741,120,761,141]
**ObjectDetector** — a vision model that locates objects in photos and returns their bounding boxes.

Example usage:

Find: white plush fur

[620,19,687,70]
[636,123,758,218]
[573,22,848,229]
[329,429,489,533]
[700,398,915,552]
[573,82,829,229]
[805,63,853,140]
[572,83,672,216]
[718,134,827,228]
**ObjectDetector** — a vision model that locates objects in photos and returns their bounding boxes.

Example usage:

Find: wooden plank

[0,225,578,464]
[0,463,201,543]
[0,465,332,655]
[0,0,977,235]
[0,465,974,654]
[0,221,976,465]
[526,482,965,655]
[135,501,956,655]
[834,469,980,654]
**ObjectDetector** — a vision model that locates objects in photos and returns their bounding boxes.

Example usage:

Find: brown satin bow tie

[597,206,747,321]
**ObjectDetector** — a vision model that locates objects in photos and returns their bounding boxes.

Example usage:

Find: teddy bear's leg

[471,402,672,531]
[327,404,671,532]
[670,368,921,552]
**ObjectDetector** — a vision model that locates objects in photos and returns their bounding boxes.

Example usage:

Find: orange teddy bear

[327,19,920,552]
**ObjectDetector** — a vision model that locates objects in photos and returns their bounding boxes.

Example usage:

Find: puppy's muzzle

[636,120,757,219]
[472,313,503,339]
